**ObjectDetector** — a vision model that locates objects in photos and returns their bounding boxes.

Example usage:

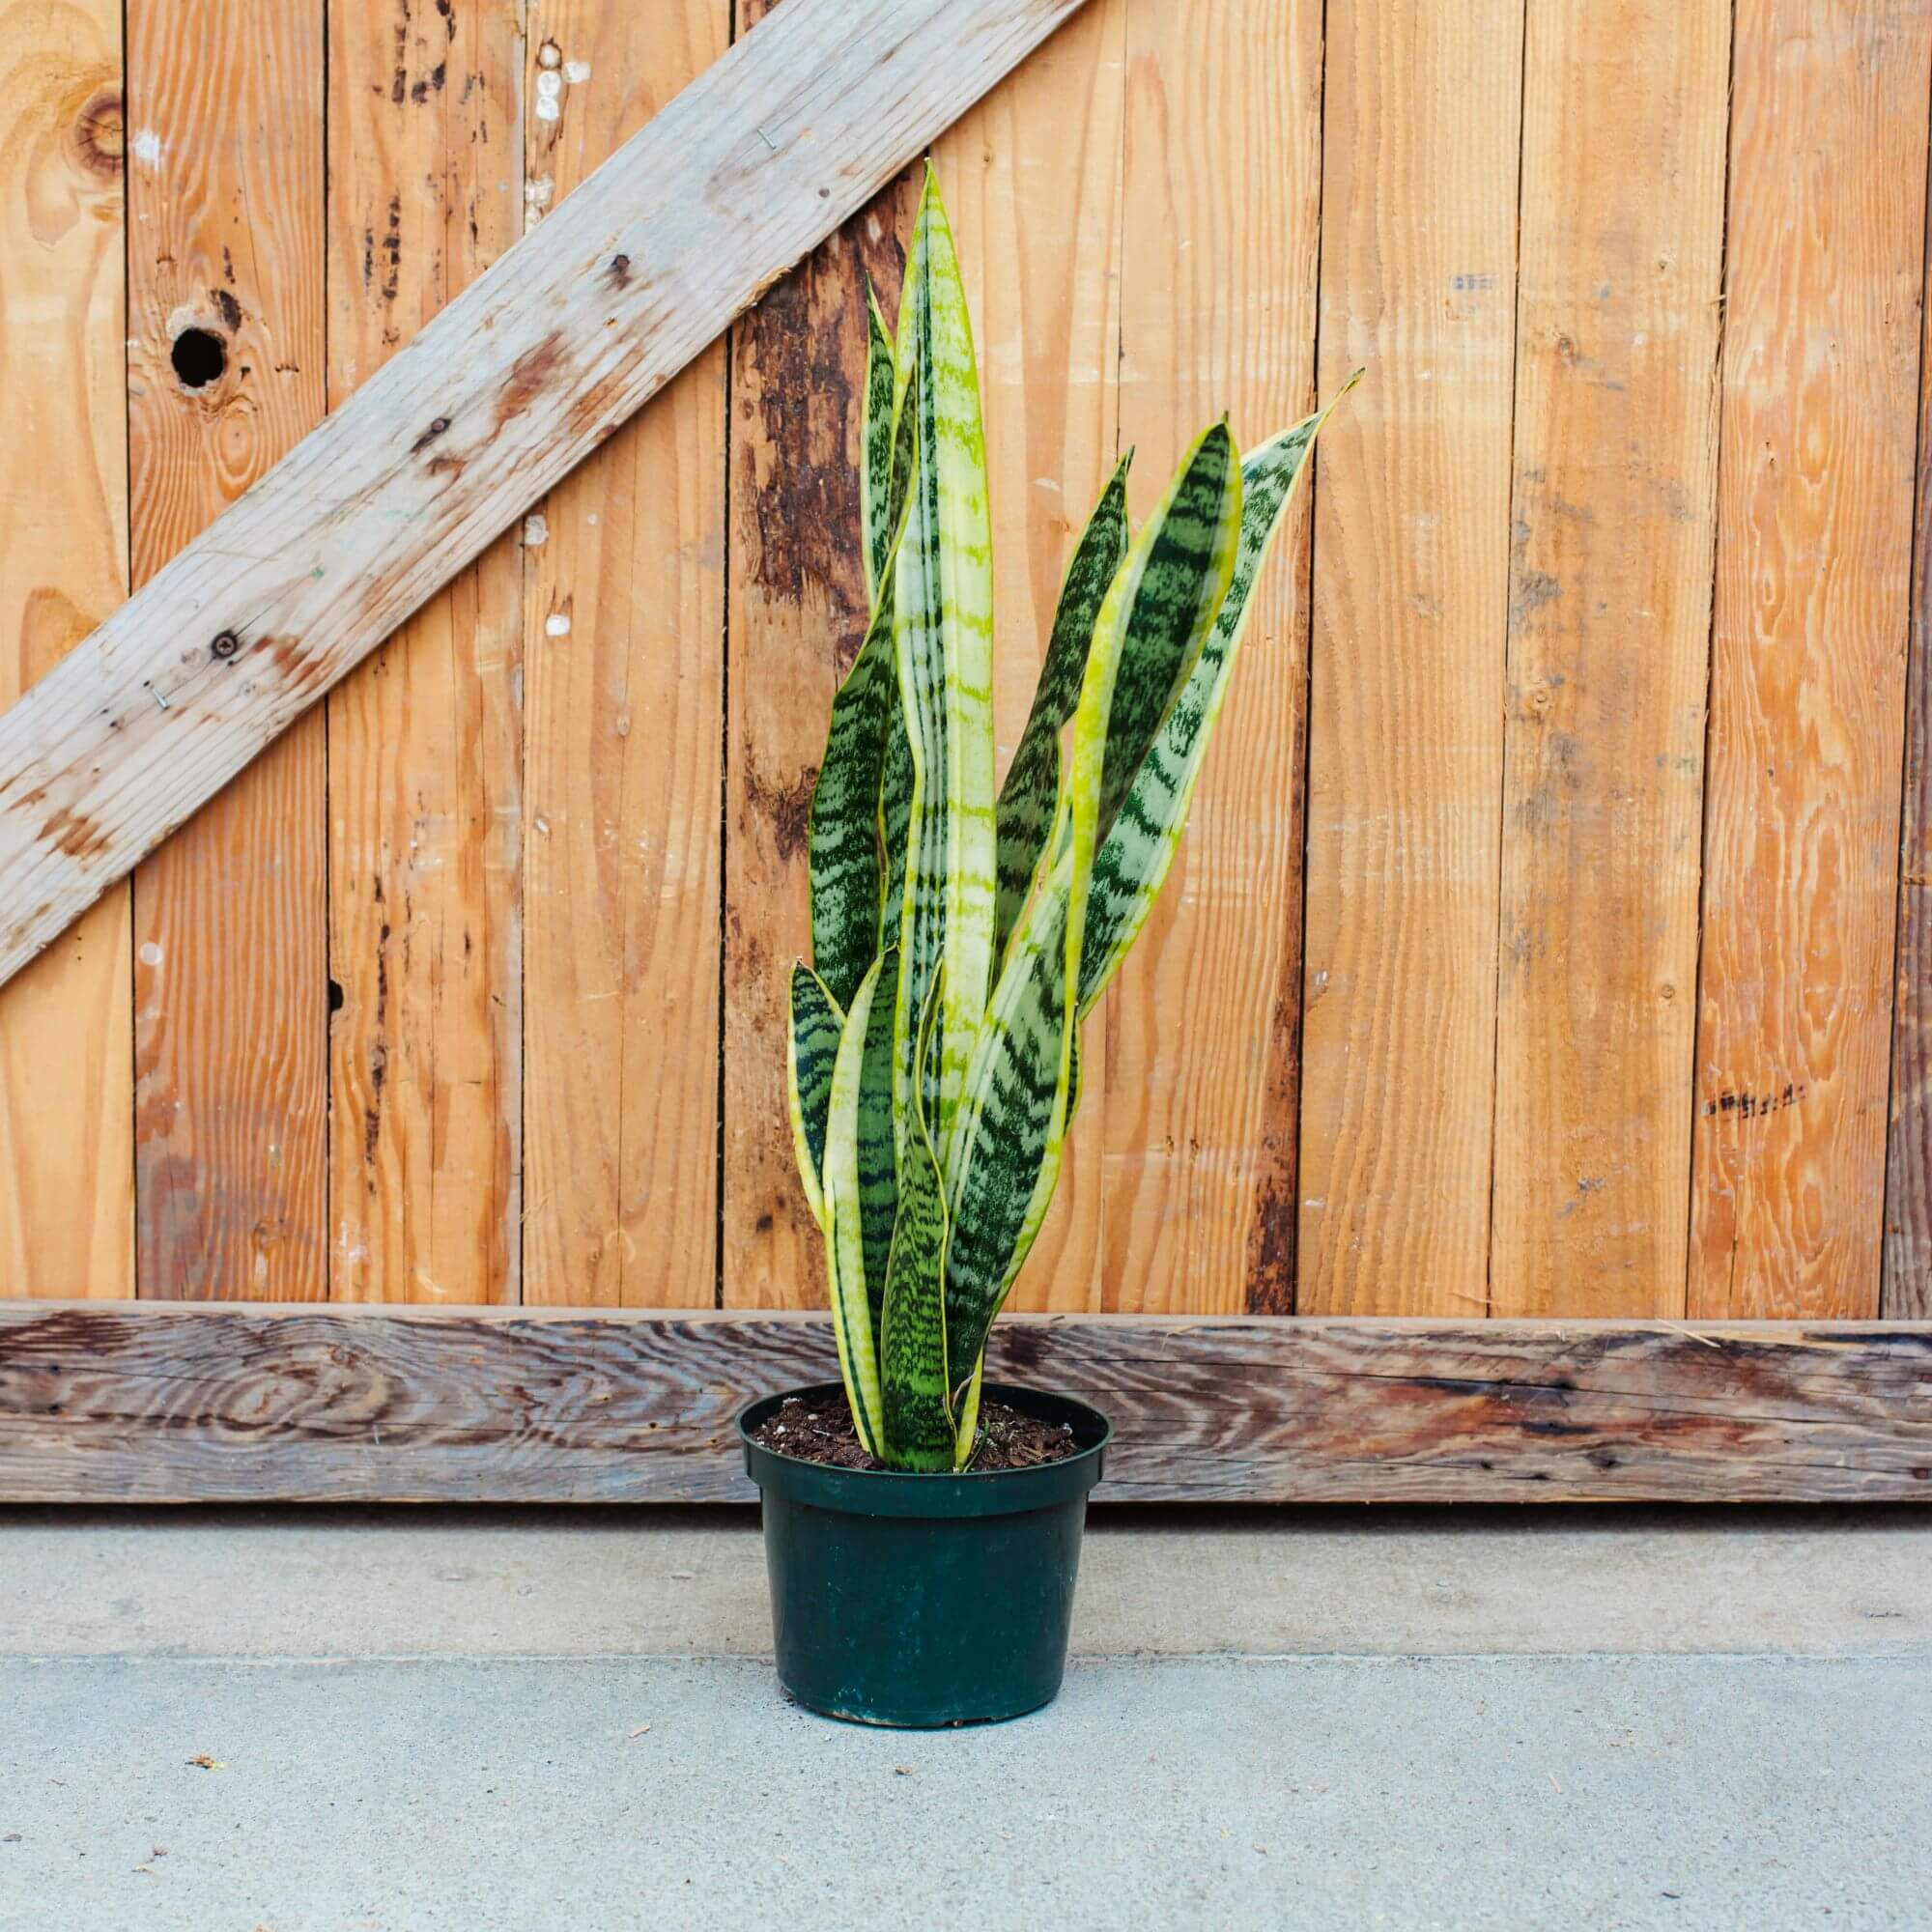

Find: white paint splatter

[524,513,549,547]
[537,40,562,69]
[524,176,554,225]
[536,96,560,121]
[130,128,163,169]
[138,941,163,967]
[564,59,592,83]
[545,612,571,637]
[535,71,563,122]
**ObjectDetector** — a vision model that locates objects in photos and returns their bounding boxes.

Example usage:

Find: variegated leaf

[855,944,900,1352]
[878,992,952,1469]
[994,454,1131,964]
[1079,384,1353,1015]
[890,165,997,1167]
[808,590,895,1010]
[1095,421,1239,843]
[785,962,843,1229]
[821,953,891,1457]
[860,286,897,604]
[939,421,1252,1383]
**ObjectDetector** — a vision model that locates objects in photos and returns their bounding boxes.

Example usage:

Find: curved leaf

[785,962,842,1229]
[821,954,891,1456]
[1079,384,1354,1015]
[940,422,1247,1381]
[994,454,1132,964]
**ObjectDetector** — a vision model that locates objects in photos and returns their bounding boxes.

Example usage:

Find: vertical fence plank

[0,0,130,1298]
[1489,0,1729,1319]
[127,0,327,1297]
[1690,0,1931,1321]
[1106,0,1322,1316]
[325,0,524,1303]
[931,0,1126,1313]
[720,0,914,1309]
[521,0,728,1308]
[1294,0,1521,1319]
[1886,232,1932,1317]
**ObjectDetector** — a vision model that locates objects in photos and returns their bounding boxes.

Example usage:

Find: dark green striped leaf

[994,454,1131,963]
[861,287,897,604]
[1096,421,1238,845]
[808,591,895,1009]
[855,945,899,1352]
[878,992,952,1470]
[1079,388,1351,1015]
[784,962,843,1228]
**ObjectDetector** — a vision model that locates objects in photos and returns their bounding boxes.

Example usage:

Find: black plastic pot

[738,1380,1111,1727]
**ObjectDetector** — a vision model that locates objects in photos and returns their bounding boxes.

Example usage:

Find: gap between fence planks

[0,0,1092,991]
[0,1301,1925,1503]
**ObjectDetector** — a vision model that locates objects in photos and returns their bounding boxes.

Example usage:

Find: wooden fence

[2,0,1931,1501]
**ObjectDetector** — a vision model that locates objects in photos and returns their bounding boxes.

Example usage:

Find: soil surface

[749,1392,1080,1472]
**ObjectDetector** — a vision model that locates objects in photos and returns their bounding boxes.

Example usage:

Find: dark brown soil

[750,1392,1080,1472]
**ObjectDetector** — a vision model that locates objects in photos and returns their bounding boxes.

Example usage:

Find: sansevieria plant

[787,165,1352,1470]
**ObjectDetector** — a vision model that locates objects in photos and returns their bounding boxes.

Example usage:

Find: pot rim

[738,1379,1111,1519]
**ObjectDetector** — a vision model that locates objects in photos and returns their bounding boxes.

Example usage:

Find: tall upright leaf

[808,596,895,1009]
[941,424,1244,1388]
[1079,386,1353,1015]
[854,945,900,1350]
[820,955,891,1457]
[890,166,997,1166]
[994,455,1132,963]
[878,995,952,1469]
[860,289,898,604]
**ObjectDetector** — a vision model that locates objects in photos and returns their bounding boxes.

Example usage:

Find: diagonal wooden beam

[0,0,1089,988]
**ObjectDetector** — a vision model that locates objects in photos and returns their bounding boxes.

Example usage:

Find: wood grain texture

[1690,0,1932,1320]
[0,0,131,1299]
[2,1299,1925,1502]
[1491,0,1729,1318]
[1294,0,1521,1318]
[522,0,728,1310]
[720,0,916,1309]
[931,0,1125,1312]
[1108,0,1321,1315]
[125,0,327,1297]
[1886,191,1932,1318]
[325,0,524,1303]
[0,0,1094,991]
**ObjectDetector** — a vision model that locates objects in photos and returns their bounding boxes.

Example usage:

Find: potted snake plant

[740,164,1351,1726]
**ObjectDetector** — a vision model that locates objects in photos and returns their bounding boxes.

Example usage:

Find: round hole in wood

[172,327,227,389]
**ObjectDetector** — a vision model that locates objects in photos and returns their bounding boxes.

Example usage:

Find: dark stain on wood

[743,754,815,863]
[212,289,243,333]
[607,253,633,289]
[496,330,568,430]
[732,162,909,672]
[40,806,110,862]
[1704,1083,1806,1121]
[411,415,452,456]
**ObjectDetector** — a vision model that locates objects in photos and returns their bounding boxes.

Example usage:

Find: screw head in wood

[211,631,242,661]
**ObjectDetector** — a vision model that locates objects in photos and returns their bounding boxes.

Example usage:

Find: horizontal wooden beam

[0,0,1089,988]
[1,1302,1926,1503]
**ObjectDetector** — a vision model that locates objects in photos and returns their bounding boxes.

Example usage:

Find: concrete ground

[2,1504,1928,1930]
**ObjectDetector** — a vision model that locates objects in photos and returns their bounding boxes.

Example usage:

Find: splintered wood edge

[0,1303,1926,1504]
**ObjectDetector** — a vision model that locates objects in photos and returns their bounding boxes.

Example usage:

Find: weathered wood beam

[0,0,1089,988]
[1,1302,1925,1503]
